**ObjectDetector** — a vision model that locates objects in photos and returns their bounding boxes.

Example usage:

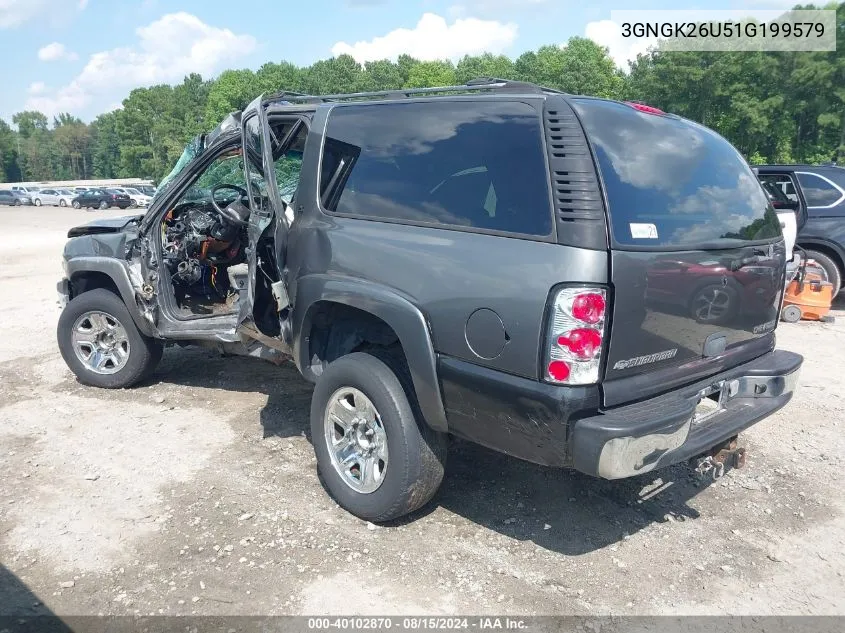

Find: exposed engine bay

[161,204,247,314]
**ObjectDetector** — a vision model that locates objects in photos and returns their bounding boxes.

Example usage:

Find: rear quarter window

[572,98,781,249]
[319,100,554,237]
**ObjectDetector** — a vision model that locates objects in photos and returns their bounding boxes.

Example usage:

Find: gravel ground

[1,205,844,617]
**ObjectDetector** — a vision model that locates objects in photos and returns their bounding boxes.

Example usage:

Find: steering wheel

[210,184,250,226]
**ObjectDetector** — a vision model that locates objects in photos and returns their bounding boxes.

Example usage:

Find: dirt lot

[1,205,844,617]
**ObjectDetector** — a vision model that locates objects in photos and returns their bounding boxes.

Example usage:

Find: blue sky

[0,0,796,123]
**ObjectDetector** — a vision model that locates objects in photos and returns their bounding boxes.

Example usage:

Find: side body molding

[292,274,449,432]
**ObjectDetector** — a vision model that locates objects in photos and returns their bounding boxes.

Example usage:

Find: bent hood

[67,214,144,238]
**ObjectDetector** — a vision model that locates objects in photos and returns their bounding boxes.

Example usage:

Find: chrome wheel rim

[71,311,131,375]
[693,288,731,321]
[323,387,388,494]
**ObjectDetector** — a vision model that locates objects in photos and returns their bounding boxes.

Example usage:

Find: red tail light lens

[545,287,608,385]
[558,328,602,360]
[571,293,606,324]
[625,101,665,115]
[547,360,571,382]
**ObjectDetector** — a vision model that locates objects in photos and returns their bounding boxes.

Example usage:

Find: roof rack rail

[267,78,563,104]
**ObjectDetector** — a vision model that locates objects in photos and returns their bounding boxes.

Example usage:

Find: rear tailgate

[570,98,785,407]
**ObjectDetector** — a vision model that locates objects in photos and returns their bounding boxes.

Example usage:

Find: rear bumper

[571,349,802,479]
[439,349,802,477]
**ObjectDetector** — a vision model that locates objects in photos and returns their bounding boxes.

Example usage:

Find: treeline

[0,3,842,183]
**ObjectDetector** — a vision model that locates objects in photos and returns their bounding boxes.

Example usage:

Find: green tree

[257,62,305,95]
[204,69,259,127]
[404,60,456,88]
[90,111,121,179]
[558,37,623,98]
[455,53,516,83]
[12,111,48,138]
[0,119,21,182]
[362,59,404,90]
[304,55,366,94]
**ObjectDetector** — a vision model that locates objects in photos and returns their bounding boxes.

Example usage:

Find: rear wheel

[804,249,842,297]
[14,200,21,206]
[99,200,109,210]
[57,289,163,388]
[72,200,81,209]
[311,352,447,522]
[34,198,42,207]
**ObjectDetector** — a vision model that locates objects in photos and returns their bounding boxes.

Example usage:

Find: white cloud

[28,81,47,94]
[38,42,79,62]
[585,20,656,70]
[0,0,87,28]
[25,12,257,118]
[332,12,517,63]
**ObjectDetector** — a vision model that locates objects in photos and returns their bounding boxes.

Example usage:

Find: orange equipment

[781,254,835,323]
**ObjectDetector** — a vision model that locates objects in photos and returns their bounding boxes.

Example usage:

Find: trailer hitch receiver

[694,437,746,480]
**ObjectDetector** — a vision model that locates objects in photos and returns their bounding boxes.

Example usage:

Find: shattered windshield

[154,135,203,199]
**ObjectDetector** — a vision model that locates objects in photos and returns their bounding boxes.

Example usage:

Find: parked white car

[12,186,40,198]
[33,188,76,207]
[119,187,153,208]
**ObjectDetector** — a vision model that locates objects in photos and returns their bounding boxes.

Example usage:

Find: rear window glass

[319,101,553,237]
[572,98,781,248]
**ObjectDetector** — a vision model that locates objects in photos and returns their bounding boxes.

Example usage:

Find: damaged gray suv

[57,80,803,521]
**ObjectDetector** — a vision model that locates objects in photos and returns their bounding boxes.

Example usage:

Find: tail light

[545,287,608,385]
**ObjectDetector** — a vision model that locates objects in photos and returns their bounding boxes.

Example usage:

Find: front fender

[65,256,156,338]
[293,274,448,433]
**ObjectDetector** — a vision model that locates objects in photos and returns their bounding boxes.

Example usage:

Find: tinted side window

[319,101,553,237]
[797,172,844,207]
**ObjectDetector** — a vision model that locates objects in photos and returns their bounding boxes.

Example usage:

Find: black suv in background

[757,164,845,295]
[71,188,132,210]
[56,81,802,522]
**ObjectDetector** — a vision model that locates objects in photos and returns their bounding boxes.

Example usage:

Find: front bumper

[571,350,802,479]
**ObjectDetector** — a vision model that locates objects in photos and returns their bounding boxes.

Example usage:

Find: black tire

[804,249,842,297]
[72,200,81,209]
[59,199,67,207]
[14,200,20,206]
[57,288,163,388]
[34,199,42,207]
[99,200,109,210]
[311,351,447,522]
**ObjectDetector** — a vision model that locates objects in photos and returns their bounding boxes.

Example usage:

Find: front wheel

[98,200,109,210]
[311,352,447,522]
[57,289,163,388]
[14,200,21,206]
[59,199,67,207]
[72,201,81,209]
[34,199,42,207]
